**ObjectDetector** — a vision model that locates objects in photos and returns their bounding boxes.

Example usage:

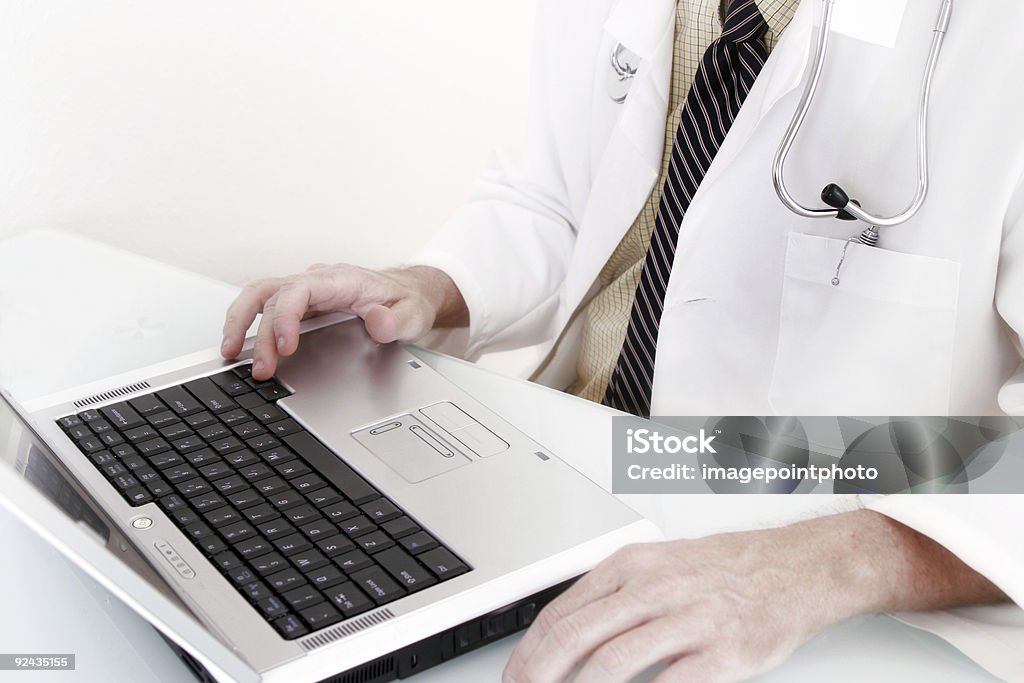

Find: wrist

[400,266,469,329]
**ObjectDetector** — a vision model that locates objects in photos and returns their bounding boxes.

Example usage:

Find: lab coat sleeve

[405,0,604,359]
[854,172,1024,681]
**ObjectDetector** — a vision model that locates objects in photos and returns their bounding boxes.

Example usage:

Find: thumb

[362,299,434,344]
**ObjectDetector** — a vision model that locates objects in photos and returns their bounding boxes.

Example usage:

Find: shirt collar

[755,0,800,45]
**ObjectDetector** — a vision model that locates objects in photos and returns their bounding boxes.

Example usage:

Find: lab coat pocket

[769,233,960,415]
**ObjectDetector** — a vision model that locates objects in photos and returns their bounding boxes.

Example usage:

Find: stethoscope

[610,0,954,258]
[773,0,953,250]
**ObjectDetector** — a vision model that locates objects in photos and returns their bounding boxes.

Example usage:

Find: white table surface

[0,230,997,682]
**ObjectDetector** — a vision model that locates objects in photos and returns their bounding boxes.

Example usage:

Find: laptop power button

[154,540,196,579]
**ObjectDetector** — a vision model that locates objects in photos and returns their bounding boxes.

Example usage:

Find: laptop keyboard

[56,364,470,639]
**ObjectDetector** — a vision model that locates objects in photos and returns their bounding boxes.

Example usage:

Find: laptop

[0,236,660,682]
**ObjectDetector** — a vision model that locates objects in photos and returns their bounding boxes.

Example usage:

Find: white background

[0,0,536,285]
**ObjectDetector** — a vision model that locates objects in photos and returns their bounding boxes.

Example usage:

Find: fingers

[575,617,695,683]
[362,299,435,344]
[507,591,651,683]
[650,654,724,683]
[221,279,283,359]
[251,298,281,380]
[270,280,313,357]
[505,560,626,680]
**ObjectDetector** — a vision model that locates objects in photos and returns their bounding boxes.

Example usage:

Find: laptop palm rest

[352,414,472,483]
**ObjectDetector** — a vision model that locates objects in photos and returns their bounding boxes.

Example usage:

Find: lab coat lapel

[562,0,676,313]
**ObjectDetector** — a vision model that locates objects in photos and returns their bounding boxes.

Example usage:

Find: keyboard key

[58,415,83,429]
[356,531,395,554]
[184,411,218,429]
[257,382,291,401]
[321,501,358,523]
[233,421,266,439]
[210,371,251,397]
[177,479,213,497]
[304,565,345,589]
[77,436,106,454]
[103,462,129,477]
[129,394,166,416]
[260,447,296,466]
[306,488,343,508]
[257,519,296,540]
[184,377,238,414]
[149,451,186,469]
[163,464,198,483]
[146,478,174,497]
[338,515,376,538]
[236,392,265,409]
[78,409,102,422]
[197,423,231,441]
[273,534,312,556]
[249,403,287,424]
[360,498,401,523]
[112,474,139,490]
[350,566,405,605]
[327,582,374,617]
[224,449,259,467]
[242,503,281,524]
[254,476,289,496]
[290,473,327,493]
[267,568,305,592]
[67,424,92,441]
[417,547,469,580]
[209,437,245,455]
[275,460,311,479]
[334,550,372,574]
[284,432,378,504]
[213,474,249,493]
[221,521,257,543]
[227,488,263,509]
[184,522,214,541]
[315,535,356,558]
[124,487,153,505]
[99,431,125,447]
[258,595,289,618]
[89,450,116,467]
[173,509,200,530]
[219,409,252,426]
[159,423,193,441]
[198,536,227,555]
[212,551,242,572]
[185,448,221,466]
[111,443,137,459]
[400,532,439,555]
[298,519,335,539]
[135,467,162,484]
[236,537,274,559]
[156,386,204,417]
[205,507,243,528]
[232,364,253,379]
[375,547,437,591]
[290,549,329,572]
[239,463,273,482]
[268,489,305,510]
[148,410,180,428]
[252,552,289,575]
[172,435,206,453]
[136,438,171,457]
[122,453,148,470]
[199,461,233,480]
[283,584,322,610]
[283,504,320,526]
[273,614,308,638]
[101,402,145,430]
[159,494,188,511]
[246,434,281,452]
[266,419,302,438]
[300,602,342,628]
[89,419,114,434]
[190,492,226,511]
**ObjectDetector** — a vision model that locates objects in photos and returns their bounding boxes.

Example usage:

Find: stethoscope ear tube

[772,0,953,231]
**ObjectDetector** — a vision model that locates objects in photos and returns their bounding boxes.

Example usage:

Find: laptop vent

[316,654,395,683]
[73,381,152,409]
[300,608,396,651]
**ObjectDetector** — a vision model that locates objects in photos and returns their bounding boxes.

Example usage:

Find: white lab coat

[410,0,1024,677]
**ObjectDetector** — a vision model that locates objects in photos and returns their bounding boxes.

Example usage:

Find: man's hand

[503,510,1006,683]
[220,264,467,380]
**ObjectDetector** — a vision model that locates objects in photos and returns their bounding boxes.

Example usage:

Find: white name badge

[830,0,909,49]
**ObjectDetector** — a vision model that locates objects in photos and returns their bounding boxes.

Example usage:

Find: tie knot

[721,0,769,43]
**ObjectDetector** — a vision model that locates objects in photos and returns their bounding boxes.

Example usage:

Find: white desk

[0,231,997,682]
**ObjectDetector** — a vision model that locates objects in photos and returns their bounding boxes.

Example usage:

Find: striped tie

[604,0,770,417]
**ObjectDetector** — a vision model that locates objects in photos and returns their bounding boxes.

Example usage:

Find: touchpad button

[352,415,470,483]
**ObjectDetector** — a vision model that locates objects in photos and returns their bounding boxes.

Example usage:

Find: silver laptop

[0,312,660,682]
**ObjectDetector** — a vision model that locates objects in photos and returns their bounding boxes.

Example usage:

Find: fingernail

[253,360,265,374]
[277,336,286,351]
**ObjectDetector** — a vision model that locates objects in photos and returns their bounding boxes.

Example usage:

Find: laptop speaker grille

[300,608,395,651]
[73,381,152,409]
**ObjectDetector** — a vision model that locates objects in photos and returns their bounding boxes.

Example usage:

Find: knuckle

[590,640,631,677]
[549,618,583,652]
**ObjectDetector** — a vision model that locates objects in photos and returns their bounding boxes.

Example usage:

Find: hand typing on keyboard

[220,264,468,380]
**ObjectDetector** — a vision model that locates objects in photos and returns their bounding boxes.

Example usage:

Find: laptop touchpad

[352,414,472,483]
